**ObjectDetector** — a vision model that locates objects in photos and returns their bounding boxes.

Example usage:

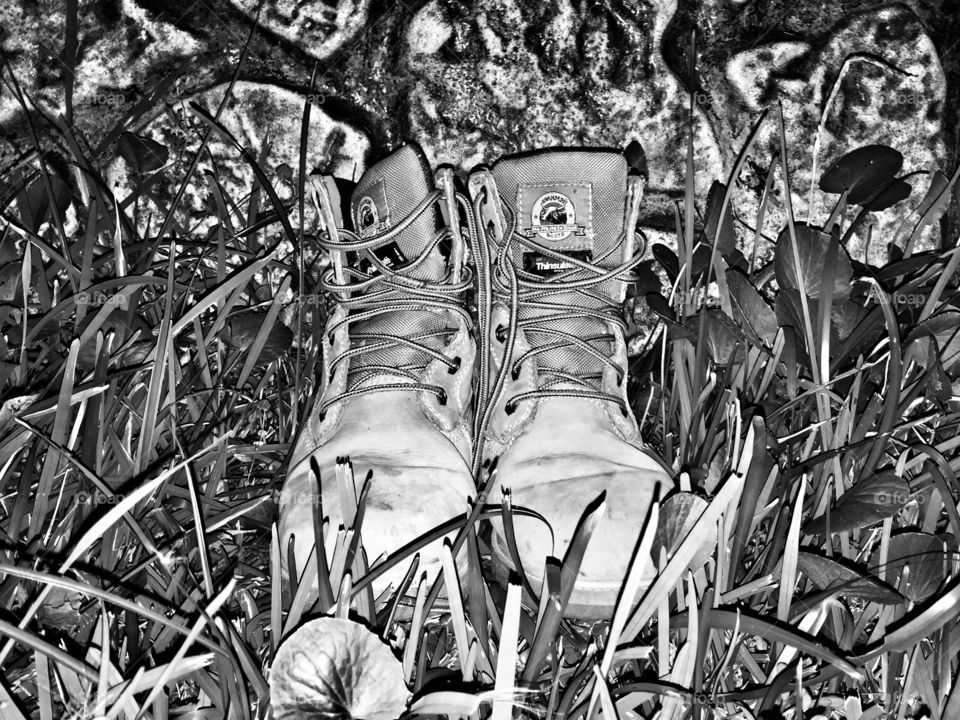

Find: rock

[102,81,369,236]
[404,0,724,198]
[0,0,954,270]
[725,42,810,114]
[718,5,946,267]
[0,0,201,166]
[227,0,373,60]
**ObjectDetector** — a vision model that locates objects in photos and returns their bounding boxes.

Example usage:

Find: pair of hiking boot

[279,143,673,619]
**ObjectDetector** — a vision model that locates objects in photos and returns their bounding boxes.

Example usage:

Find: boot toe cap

[492,465,668,619]
[280,459,475,602]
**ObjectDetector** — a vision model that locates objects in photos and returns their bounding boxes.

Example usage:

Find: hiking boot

[468,148,673,619]
[280,144,477,605]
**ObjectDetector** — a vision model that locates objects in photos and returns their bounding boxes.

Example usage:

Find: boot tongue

[489,149,629,296]
[343,145,449,389]
[489,150,631,390]
[349,144,445,281]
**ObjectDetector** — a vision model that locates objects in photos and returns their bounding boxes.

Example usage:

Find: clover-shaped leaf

[270,617,409,720]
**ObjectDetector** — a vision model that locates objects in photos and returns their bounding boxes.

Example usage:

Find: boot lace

[480,190,645,417]
[316,190,474,417]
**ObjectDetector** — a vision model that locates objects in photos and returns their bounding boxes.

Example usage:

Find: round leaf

[797,551,904,605]
[118,132,169,175]
[805,472,910,535]
[270,617,409,720]
[651,244,679,282]
[0,263,22,305]
[644,292,676,323]
[773,224,853,301]
[868,532,947,602]
[703,181,737,255]
[725,268,778,346]
[16,175,72,233]
[633,260,661,297]
[220,313,293,363]
[702,309,744,366]
[819,145,904,205]
[624,140,647,175]
[862,178,912,211]
[681,309,745,366]
[909,311,960,373]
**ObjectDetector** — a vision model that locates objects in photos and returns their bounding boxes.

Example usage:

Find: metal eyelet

[437,389,448,406]
[495,325,506,343]
[504,400,516,415]
[447,356,462,374]
[510,364,520,381]
[620,402,629,418]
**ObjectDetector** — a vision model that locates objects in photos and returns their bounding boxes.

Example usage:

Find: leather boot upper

[469,148,674,617]
[280,144,477,604]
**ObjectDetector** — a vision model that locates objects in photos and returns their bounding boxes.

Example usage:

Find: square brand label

[517,182,594,252]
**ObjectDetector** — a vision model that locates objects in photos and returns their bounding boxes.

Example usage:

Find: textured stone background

[1,0,959,263]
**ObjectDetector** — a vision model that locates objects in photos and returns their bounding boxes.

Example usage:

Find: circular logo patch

[531,192,576,242]
[356,196,379,233]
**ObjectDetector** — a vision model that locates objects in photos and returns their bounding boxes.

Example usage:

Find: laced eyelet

[447,356,462,374]
[510,364,521,381]
[318,409,327,422]
[504,399,516,415]
[437,389,448,406]
[616,371,625,387]
[620,402,629,418]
